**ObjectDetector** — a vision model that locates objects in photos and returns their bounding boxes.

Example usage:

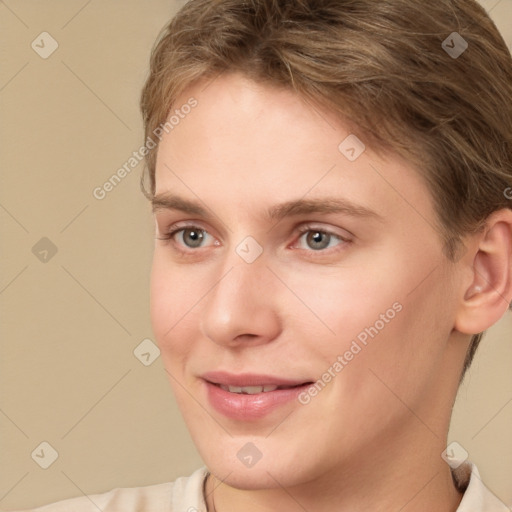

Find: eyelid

[294,222,352,241]
[157,219,213,237]
[289,223,352,255]
[156,221,219,247]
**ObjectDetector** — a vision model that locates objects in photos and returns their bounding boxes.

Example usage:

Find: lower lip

[204,381,312,420]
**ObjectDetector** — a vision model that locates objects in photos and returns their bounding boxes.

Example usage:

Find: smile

[201,372,314,420]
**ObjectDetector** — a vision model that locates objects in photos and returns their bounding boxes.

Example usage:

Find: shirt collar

[452,460,509,511]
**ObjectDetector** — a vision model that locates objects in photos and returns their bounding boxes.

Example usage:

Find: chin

[192,431,318,490]
[218,467,280,490]
[207,458,299,490]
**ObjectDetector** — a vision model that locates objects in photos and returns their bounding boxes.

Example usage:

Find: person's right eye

[156,225,217,250]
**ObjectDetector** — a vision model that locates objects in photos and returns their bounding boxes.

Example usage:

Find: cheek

[279,251,452,377]
[149,254,204,358]
[278,262,403,348]
[339,264,457,408]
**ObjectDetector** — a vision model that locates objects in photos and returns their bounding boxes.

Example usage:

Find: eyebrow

[151,193,383,223]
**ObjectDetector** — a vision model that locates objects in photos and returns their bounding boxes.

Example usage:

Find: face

[150,72,467,490]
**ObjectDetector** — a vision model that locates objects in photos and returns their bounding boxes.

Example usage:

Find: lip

[201,371,314,420]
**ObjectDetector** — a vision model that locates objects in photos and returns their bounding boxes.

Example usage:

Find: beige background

[1,0,511,509]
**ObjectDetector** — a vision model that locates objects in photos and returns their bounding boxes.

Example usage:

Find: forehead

[153,72,437,233]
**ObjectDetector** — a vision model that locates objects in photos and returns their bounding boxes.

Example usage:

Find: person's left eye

[294,226,349,252]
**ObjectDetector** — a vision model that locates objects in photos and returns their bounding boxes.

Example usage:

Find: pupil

[307,231,329,250]
[184,229,203,247]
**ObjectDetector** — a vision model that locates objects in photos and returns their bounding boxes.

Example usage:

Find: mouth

[202,371,313,392]
[201,372,314,420]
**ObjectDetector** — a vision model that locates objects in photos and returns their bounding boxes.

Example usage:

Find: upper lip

[201,371,312,387]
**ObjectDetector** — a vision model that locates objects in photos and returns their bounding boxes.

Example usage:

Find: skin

[150,72,512,512]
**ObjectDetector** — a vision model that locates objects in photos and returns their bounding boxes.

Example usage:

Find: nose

[200,256,282,348]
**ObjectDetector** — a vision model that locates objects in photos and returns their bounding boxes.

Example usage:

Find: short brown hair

[140,0,512,378]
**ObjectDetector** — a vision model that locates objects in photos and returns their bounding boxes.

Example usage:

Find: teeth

[219,384,279,394]
[238,386,264,395]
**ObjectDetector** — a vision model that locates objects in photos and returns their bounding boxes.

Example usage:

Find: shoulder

[4,467,209,512]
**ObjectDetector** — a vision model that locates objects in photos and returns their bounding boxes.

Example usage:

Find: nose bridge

[200,248,281,346]
[214,233,270,304]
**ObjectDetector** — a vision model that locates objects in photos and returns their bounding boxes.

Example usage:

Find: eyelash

[156,224,215,254]
[156,223,350,256]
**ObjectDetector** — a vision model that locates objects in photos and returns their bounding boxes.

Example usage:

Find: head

[141,0,512,490]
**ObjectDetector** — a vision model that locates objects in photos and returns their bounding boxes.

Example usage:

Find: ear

[454,208,512,335]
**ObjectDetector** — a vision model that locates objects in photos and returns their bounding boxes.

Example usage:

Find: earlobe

[455,209,512,335]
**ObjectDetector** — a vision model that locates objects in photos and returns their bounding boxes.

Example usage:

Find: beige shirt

[7,461,510,512]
